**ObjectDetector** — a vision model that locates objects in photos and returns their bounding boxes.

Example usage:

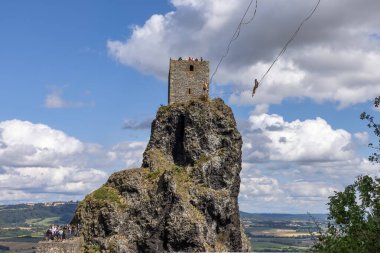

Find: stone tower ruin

[168,58,209,105]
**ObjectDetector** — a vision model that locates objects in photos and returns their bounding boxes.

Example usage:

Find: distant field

[0,202,77,253]
[25,217,60,227]
[251,240,309,252]
[0,202,327,253]
[242,213,327,252]
[250,228,312,237]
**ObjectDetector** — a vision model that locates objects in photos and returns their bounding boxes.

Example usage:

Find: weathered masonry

[168,58,209,105]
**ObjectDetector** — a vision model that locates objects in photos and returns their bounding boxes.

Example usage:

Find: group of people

[44,224,81,242]
[177,56,204,61]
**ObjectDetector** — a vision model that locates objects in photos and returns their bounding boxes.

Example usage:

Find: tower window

[189,65,194,71]
[188,88,191,94]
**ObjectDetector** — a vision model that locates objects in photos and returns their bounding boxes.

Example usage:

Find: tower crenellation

[168,57,209,105]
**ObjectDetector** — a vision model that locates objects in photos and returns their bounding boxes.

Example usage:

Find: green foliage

[314,97,380,252]
[144,148,172,172]
[158,105,170,115]
[173,164,183,173]
[84,244,101,253]
[360,95,380,163]
[195,154,211,166]
[91,186,124,207]
[147,170,161,180]
[0,202,78,242]
[313,175,380,252]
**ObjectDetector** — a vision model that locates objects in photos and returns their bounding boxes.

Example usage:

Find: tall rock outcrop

[72,98,250,252]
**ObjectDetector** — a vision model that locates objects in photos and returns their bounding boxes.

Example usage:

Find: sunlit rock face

[72,98,250,253]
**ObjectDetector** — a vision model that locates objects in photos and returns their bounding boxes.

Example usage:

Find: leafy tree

[313,96,380,253]
[313,175,380,252]
[360,96,380,163]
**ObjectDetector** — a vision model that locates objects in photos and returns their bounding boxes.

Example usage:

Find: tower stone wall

[168,59,209,104]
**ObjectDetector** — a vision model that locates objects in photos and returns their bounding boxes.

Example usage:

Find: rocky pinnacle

[72,98,250,252]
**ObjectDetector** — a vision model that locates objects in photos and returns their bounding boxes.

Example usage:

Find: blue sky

[0,0,172,144]
[0,0,379,213]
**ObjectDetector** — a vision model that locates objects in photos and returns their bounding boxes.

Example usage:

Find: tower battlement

[168,58,209,105]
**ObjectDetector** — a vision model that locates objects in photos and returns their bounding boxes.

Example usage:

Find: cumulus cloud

[284,181,337,199]
[243,113,354,162]
[252,104,269,115]
[240,176,283,201]
[293,158,379,183]
[108,0,380,107]
[107,141,146,168]
[237,110,380,213]
[238,172,340,213]
[238,159,378,213]
[0,120,145,203]
[0,120,84,167]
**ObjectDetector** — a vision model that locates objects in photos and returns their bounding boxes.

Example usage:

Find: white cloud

[107,0,380,107]
[240,160,378,213]
[238,159,376,213]
[0,190,39,203]
[0,120,84,167]
[108,141,146,168]
[252,104,269,115]
[240,176,283,201]
[354,131,369,145]
[284,181,337,199]
[0,166,106,193]
[238,111,380,213]
[238,173,340,213]
[107,14,172,79]
[243,113,354,162]
[0,120,145,203]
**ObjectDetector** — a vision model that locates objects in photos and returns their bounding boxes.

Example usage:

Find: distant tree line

[0,202,78,227]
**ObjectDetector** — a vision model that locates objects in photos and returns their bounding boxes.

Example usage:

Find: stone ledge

[37,237,81,253]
